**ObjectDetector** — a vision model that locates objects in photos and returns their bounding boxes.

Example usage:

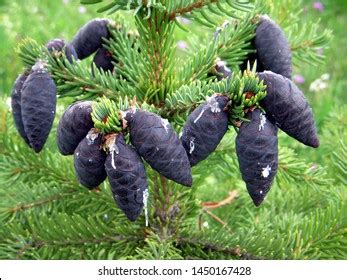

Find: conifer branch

[17,38,136,101]
[135,12,176,103]
[16,234,139,260]
[8,189,78,214]
[177,237,265,259]
[288,22,332,66]
[168,1,219,20]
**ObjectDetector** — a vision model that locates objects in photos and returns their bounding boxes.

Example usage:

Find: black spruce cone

[124,109,192,186]
[57,101,94,155]
[21,61,57,153]
[71,18,110,60]
[240,16,292,79]
[105,134,148,222]
[181,94,229,166]
[74,129,107,189]
[11,72,30,146]
[258,71,319,148]
[46,38,77,63]
[236,109,278,206]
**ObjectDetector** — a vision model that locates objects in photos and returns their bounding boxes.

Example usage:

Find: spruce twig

[177,237,266,260]
[8,189,78,214]
[168,1,219,20]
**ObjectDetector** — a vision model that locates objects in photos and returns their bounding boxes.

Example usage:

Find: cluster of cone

[11,19,116,153]
[57,103,192,222]
[208,15,319,206]
[11,16,320,221]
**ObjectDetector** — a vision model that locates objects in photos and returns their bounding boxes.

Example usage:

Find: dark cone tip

[310,137,320,148]
[31,144,43,154]
[247,185,267,207]
[126,214,139,222]
[181,176,193,187]
[252,197,265,207]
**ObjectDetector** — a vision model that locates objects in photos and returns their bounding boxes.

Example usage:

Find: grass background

[0,0,346,259]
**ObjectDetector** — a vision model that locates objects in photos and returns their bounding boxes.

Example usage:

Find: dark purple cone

[71,18,110,60]
[93,47,115,72]
[57,101,94,155]
[124,109,192,186]
[11,72,30,146]
[105,134,148,222]
[240,16,292,79]
[258,71,320,148]
[46,38,77,63]
[74,129,107,189]
[46,38,65,52]
[236,109,278,206]
[21,61,57,153]
[181,94,229,166]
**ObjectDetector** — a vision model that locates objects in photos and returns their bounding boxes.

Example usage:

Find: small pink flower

[177,16,191,25]
[293,74,305,84]
[308,163,319,171]
[78,6,87,14]
[316,48,324,55]
[313,2,324,12]
[177,40,188,50]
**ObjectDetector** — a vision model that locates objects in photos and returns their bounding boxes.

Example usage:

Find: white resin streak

[189,137,195,154]
[194,107,206,123]
[143,189,149,227]
[210,101,221,113]
[161,118,170,133]
[86,131,98,145]
[110,141,119,170]
[259,113,267,131]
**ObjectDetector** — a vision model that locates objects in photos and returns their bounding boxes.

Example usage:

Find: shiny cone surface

[240,16,292,79]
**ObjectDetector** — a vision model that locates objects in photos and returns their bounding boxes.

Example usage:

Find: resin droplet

[193,107,207,124]
[86,129,99,145]
[189,137,195,154]
[110,139,119,170]
[258,112,267,131]
[161,118,170,133]
[261,165,271,178]
[143,189,149,227]
[207,95,222,113]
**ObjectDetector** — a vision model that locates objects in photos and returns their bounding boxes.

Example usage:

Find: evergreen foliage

[0,0,345,260]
